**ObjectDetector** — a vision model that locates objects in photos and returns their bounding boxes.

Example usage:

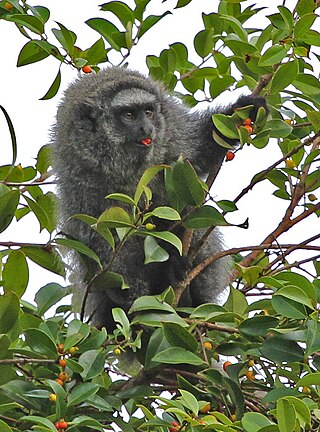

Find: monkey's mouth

[140,137,153,147]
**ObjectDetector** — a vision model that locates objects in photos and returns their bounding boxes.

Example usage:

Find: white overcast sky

[0,0,316,299]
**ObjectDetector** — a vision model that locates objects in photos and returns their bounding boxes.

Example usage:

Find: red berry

[223,361,232,371]
[57,344,64,354]
[243,124,253,134]
[243,118,252,126]
[58,358,67,368]
[82,65,92,74]
[59,420,68,429]
[225,151,235,161]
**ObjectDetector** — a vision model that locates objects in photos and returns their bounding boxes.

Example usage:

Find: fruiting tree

[0,1,320,431]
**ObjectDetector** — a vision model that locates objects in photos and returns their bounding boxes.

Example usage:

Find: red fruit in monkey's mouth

[141,138,152,146]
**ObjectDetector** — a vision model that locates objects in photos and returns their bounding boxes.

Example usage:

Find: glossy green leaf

[35,283,66,316]
[144,236,169,264]
[79,350,105,380]
[163,322,198,352]
[0,292,20,334]
[241,412,275,432]
[68,383,100,407]
[134,164,167,204]
[270,60,299,94]
[294,13,317,39]
[260,336,304,363]
[152,347,205,365]
[184,205,227,229]
[0,187,19,233]
[21,246,65,276]
[40,68,61,100]
[17,40,50,66]
[259,44,287,67]
[149,206,181,221]
[139,12,172,38]
[86,18,121,50]
[144,231,182,255]
[212,113,239,139]
[3,250,28,297]
[6,14,44,34]
[24,328,57,357]
[100,2,134,28]
[20,416,56,432]
[52,22,76,52]
[54,237,102,268]
[171,158,205,207]
[294,73,320,95]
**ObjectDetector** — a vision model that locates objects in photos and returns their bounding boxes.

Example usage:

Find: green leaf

[307,110,320,130]
[0,420,14,432]
[270,60,299,94]
[178,389,199,416]
[274,285,315,309]
[6,14,44,34]
[265,119,292,138]
[86,18,122,50]
[21,246,65,276]
[241,412,275,432]
[272,295,307,319]
[184,206,227,229]
[260,336,304,363]
[294,73,320,95]
[209,74,235,99]
[162,322,198,352]
[79,350,105,380]
[17,40,50,66]
[144,236,169,264]
[194,29,214,58]
[93,270,128,291]
[112,308,131,338]
[0,187,19,233]
[259,44,287,67]
[296,372,320,387]
[20,416,56,432]
[149,206,181,221]
[144,231,182,255]
[171,158,205,207]
[97,206,133,228]
[68,383,100,407]
[35,283,66,316]
[100,1,134,28]
[238,315,279,337]
[52,22,76,52]
[0,105,17,166]
[106,193,136,206]
[3,250,28,297]
[40,68,61,100]
[139,12,172,38]
[54,237,102,268]
[24,328,57,357]
[36,144,52,174]
[152,347,205,365]
[130,296,176,313]
[294,13,317,39]
[277,399,296,432]
[134,164,167,204]
[212,114,239,139]
[0,292,20,334]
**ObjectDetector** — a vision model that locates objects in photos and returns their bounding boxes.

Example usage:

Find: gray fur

[53,67,266,329]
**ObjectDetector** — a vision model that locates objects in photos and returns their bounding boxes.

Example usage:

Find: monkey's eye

[145,108,153,118]
[123,111,135,121]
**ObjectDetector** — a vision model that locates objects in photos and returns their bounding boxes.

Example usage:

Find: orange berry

[308,193,317,202]
[225,151,235,162]
[285,118,293,125]
[82,65,92,74]
[169,421,179,432]
[57,344,64,354]
[247,359,255,367]
[4,2,13,10]
[245,370,255,381]
[302,386,311,394]
[200,402,211,413]
[243,124,253,134]
[58,358,67,368]
[223,361,232,371]
[55,422,61,429]
[59,420,68,429]
[203,341,213,350]
[243,118,252,126]
[55,379,64,386]
[58,372,68,382]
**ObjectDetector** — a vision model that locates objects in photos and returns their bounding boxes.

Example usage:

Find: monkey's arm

[164,94,268,179]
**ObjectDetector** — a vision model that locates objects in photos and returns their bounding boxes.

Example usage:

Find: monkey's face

[110,89,161,151]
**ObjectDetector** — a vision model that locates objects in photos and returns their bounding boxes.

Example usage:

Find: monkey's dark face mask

[111,89,158,149]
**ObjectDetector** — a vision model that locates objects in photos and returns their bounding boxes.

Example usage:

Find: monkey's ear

[76,99,100,131]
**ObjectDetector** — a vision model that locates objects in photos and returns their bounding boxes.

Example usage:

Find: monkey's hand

[211,94,268,151]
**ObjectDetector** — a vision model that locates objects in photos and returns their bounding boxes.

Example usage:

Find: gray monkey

[53,67,267,329]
